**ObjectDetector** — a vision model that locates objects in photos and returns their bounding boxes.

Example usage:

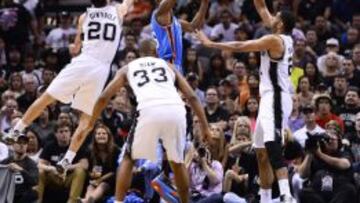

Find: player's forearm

[188,96,209,135]
[254,0,273,27]
[190,0,210,30]
[157,0,177,16]
[207,41,245,52]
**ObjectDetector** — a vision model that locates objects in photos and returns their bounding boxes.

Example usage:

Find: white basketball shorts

[124,104,187,163]
[253,91,293,148]
[46,54,111,115]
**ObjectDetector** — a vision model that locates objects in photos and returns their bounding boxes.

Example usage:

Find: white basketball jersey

[127,57,184,110]
[259,34,294,96]
[81,4,122,63]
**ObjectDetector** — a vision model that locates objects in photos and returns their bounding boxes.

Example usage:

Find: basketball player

[90,39,211,203]
[9,0,134,172]
[195,0,296,202]
[151,0,209,74]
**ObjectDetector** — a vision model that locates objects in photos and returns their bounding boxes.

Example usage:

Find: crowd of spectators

[0,0,360,202]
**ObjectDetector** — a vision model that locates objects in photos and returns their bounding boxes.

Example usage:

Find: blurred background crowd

[0,0,360,203]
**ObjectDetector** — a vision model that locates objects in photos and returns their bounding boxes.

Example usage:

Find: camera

[197,146,207,158]
[305,132,330,151]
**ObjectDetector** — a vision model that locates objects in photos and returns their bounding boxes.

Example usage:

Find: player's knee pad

[264,141,286,170]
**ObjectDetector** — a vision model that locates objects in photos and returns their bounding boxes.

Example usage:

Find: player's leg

[12,93,56,134]
[253,119,274,203]
[160,105,188,203]
[115,153,135,202]
[262,92,294,202]
[168,161,189,203]
[58,112,95,171]
[58,61,110,168]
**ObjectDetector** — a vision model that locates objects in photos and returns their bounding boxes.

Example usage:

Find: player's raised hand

[202,127,212,144]
[194,30,212,47]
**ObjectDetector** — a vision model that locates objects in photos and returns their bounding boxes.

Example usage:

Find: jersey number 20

[88,22,116,41]
[134,67,168,87]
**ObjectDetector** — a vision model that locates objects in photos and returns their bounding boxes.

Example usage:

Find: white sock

[63,150,76,163]
[278,179,291,196]
[260,188,272,203]
[114,201,123,203]
[13,120,28,132]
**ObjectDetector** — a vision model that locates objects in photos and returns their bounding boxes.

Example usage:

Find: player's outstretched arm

[254,0,274,28]
[155,0,177,26]
[195,30,280,53]
[92,67,128,121]
[69,13,86,57]
[180,0,210,32]
[168,63,211,142]
[117,0,136,18]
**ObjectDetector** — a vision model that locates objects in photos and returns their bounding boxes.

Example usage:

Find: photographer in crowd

[298,120,357,203]
[187,144,223,202]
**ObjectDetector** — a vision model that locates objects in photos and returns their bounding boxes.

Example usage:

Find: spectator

[31,107,56,143]
[341,27,359,54]
[289,95,305,133]
[5,46,24,78]
[202,53,231,88]
[208,0,240,24]
[8,72,24,98]
[222,116,256,203]
[297,0,331,23]
[298,120,357,203]
[80,124,120,203]
[46,11,77,51]
[0,134,38,203]
[313,15,335,44]
[101,101,127,139]
[297,76,314,107]
[183,48,204,81]
[204,87,229,123]
[0,98,18,133]
[348,112,360,181]
[293,39,315,69]
[187,144,224,202]
[208,123,226,162]
[186,73,206,106]
[304,61,323,88]
[38,68,55,91]
[242,96,259,132]
[17,74,38,112]
[342,57,360,87]
[223,112,240,142]
[305,28,323,56]
[25,128,43,163]
[293,104,326,148]
[20,53,41,83]
[339,87,360,135]
[353,44,360,70]
[331,73,348,110]
[319,52,342,86]
[210,10,238,42]
[37,121,88,203]
[314,93,345,131]
[233,61,249,112]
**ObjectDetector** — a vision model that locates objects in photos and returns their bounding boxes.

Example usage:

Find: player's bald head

[139,39,157,57]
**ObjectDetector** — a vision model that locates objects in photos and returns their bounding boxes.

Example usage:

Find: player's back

[259,34,294,96]
[150,11,183,73]
[127,57,184,110]
[81,4,122,64]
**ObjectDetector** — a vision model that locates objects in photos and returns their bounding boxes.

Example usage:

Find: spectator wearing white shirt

[210,10,238,42]
[45,11,76,51]
[293,104,326,148]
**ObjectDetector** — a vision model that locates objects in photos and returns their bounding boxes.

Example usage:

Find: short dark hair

[91,0,107,7]
[55,121,73,134]
[346,86,360,96]
[280,10,296,34]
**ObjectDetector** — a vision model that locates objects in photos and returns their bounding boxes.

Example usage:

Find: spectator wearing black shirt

[81,124,120,203]
[314,16,335,45]
[37,121,88,203]
[339,87,360,134]
[204,87,229,123]
[330,73,348,110]
[342,57,360,88]
[4,47,24,79]
[352,44,360,71]
[298,121,357,203]
[101,101,127,138]
[0,134,38,203]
